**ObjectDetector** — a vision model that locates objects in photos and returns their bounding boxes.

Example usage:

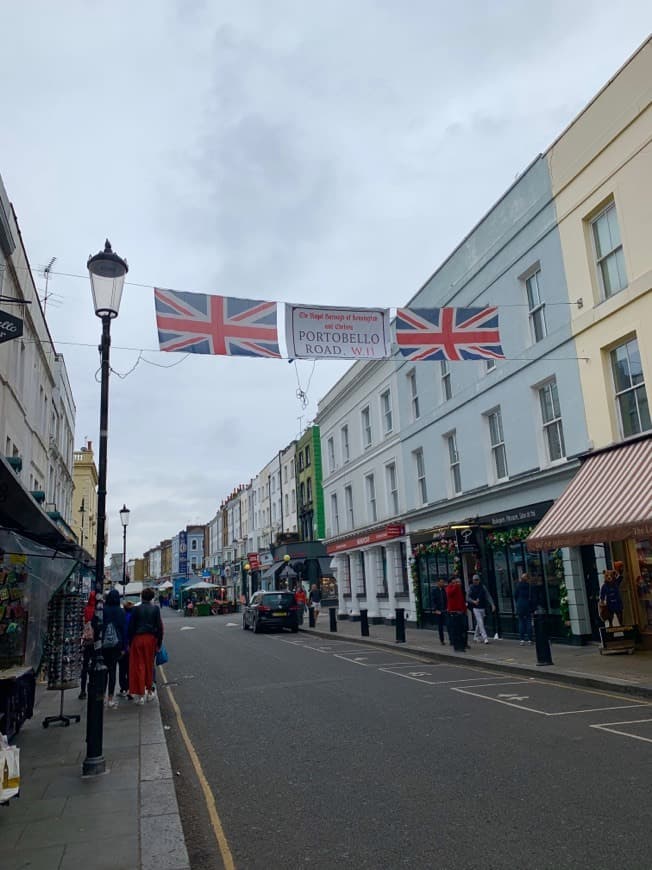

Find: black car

[242,591,299,633]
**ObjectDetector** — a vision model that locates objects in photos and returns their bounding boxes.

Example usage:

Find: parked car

[242,591,299,633]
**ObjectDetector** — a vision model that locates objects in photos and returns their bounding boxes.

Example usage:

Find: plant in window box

[487,525,535,549]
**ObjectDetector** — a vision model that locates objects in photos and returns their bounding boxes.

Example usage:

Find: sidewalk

[0,684,190,870]
[301,616,652,698]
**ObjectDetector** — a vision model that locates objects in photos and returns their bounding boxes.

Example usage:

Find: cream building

[71,440,98,554]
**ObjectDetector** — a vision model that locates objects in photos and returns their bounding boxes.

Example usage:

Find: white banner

[284,304,392,360]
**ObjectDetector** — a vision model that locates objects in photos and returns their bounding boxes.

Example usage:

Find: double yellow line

[160,665,235,870]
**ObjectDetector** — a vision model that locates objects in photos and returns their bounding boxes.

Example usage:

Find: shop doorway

[581,545,603,640]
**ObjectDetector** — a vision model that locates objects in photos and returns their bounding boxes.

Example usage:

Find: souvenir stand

[42,582,83,727]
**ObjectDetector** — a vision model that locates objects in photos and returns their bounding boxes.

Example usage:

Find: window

[592,202,627,298]
[447,432,461,495]
[345,485,354,530]
[191,539,197,550]
[298,452,304,471]
[341,425,350,462]
[385,463,399,515]
[381,390,393,434]
[305,445,311,467]
[331,493,340,535]
[327,437,335,472]
[378,547,388,595]
[611,338,651,437]
[525,269,547,342]
[407,370,420,420]
[488,409,508,480]
[285,494,289,513]
[283,465,288,483]
[441,360,452,401]
[361,406,372,448]
[307,478,313,502]
[399,542,409,595]
[357,551,367,597]
[300,482,305,506]
[539,380,566,462]
[485,359,496,373]
[365,474,377,522]
[413,448,427,505]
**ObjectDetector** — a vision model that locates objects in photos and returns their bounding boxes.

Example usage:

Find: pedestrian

[514,573,534,644]
[128,587,164,704]
[600,568,624,627]
[295,583,307,626]
[308,583,321,626]
[431,578,448,645]
[78,590,96,700]
[467,574,495,644]
[445,574,467,652]
[118,600,134,698]
[102,588,127,708]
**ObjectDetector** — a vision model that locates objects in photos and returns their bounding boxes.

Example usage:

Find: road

[158,610,651,870]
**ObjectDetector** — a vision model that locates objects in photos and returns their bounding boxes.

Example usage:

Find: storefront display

[635,539,652,632]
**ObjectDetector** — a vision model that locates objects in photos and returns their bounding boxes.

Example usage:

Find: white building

[317,360,413,624]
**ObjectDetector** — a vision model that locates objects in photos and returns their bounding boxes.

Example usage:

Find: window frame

[361,405,372,448]
[341,424,350,463]
[538,379,566,463]
[524,268,547,343]
[327,436,335,473]
[407,369,420,420]
[610,337,651,438]
[591,201,627,300]
[380,389,393,435]
[440,359,452,401]
[330,493,340,535]
[487,408,509,481]
[365,473,377,523]
[446,432,461,496]
[344,484,354,530]
[385,462,399,515]
[413,448,427,505]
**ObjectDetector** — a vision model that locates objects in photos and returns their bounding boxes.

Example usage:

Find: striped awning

[527,436,652,551]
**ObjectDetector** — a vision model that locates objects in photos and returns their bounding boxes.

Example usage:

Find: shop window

[591,201,627,299]
[539,380,566,462]
[341,555,352,596]
[356,551,367,596]
[399,542,410,594]
[610,337,651,438]
[377,548,388,595]
[634,539,652,632]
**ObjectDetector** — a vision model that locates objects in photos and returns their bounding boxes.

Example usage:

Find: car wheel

[252,618,261,634]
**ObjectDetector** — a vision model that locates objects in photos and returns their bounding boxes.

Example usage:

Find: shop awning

[261,561,297,581]
[527,436,652,550]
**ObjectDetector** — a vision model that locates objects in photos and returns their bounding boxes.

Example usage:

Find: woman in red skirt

[128,587,163,704]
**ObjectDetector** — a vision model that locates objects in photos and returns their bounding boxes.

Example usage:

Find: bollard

[329,607,337,632]
[360,609,369,637]
[533,612,553,666]
[308,606,316,628]
[395,608,406,643]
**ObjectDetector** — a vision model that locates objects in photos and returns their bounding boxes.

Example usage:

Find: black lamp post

[79,498,85,551]
[82,240,128,777]
[120,504,130,598]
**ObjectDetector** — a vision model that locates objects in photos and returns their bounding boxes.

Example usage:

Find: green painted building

[296,425,325,541]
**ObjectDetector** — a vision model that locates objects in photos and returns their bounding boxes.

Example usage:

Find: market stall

[181,580,220,616]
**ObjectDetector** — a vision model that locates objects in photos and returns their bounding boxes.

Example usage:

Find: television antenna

[42,257,57,314]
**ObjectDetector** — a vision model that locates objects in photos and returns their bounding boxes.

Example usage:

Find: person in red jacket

[445,575,468,652]
[294,584,307,626]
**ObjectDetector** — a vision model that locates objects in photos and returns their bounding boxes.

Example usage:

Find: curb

[139,699,191,870]
[300,628,652,701]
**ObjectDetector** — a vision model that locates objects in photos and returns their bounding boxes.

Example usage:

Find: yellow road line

[159,665,236,870]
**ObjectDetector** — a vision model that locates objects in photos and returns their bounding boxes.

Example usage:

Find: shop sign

[0,310,23,345]
[326,523,405,554]
[247,552,261,570]
[455,527,480,553]
[178,530,187,575]
[484,503,551,528]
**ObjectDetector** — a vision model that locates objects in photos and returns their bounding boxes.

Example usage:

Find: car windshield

[260,593,295,608]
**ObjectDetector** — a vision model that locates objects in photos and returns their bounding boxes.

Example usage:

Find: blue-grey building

[400,155,591,637]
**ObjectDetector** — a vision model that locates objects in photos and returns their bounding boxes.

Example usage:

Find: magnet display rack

[42,583,83,728]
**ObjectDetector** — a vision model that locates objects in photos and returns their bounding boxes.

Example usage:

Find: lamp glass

[119,504,130,527]
[244,563,250,572]
[283,554,291,562]
[88,240,128,318]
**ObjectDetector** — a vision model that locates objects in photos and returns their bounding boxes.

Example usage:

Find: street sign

[0,310,23,345]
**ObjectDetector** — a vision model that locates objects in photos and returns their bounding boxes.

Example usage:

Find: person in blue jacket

[100,588,127,708]
[514,573,535,645]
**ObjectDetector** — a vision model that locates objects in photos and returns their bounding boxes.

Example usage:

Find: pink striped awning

[527,437,652,551]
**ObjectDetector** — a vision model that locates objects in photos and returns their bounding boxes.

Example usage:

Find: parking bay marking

[452,681,652,716]
[589,718,652,744]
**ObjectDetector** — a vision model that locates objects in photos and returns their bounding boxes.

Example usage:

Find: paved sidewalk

[301,616,652,698]
[0,684,190,870]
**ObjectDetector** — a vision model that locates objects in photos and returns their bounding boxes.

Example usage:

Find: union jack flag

[395,306,504,362]
[154,288,281,358]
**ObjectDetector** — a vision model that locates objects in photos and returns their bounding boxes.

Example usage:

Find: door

[581,546,602,640]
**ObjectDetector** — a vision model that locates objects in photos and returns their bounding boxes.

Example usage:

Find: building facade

[71,440,98,556]
[296,425,325,542]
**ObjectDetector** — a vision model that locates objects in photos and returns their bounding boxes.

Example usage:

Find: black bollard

[308,606,315,628]
[395,608,406,643]
[360,609,369,637]
[329,607,337,632]
[533,612,553,666]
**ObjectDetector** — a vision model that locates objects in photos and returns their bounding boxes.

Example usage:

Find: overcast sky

[2,2,650,560]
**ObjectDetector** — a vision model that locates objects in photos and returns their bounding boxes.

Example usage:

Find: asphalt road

[159,610,651,870]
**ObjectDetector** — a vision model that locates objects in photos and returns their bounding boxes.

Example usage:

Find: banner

[285,304,391,360]
[395,306,504,361]
[0,310,23,345]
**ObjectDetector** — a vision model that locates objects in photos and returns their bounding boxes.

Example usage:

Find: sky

[2,1,650,560]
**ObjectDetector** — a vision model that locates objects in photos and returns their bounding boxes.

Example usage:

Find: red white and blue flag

[154,288,281,358]
[394,306,504,362]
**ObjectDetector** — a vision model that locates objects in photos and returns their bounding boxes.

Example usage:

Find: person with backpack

[101,588,127,708]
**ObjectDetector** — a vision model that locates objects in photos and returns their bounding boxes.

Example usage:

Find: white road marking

[225,622,239,627]
[180,626,196,631]
[548,703,650,717]
[452,686,548,714]
[589,718,652,744]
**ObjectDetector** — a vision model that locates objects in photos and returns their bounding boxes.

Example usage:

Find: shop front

[527,434,652,651]
[327,524,412,623]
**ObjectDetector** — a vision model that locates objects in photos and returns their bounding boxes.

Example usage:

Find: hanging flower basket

[412,539,458,557]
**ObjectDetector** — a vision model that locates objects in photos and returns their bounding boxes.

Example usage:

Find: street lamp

[282,553,291,590]
[83,240,128,777]
[120,504,130,598]
[79,498,85,551]
[244,562,251,601]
